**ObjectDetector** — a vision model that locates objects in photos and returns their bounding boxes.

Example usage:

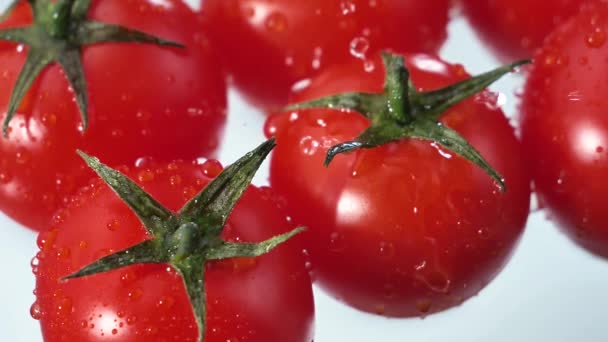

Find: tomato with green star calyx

[32,140,314,342]
[265,52,530,316]
[202,0,450,110]
[521,2,608,258]
[0,0,226,231]
[461,0,586,62]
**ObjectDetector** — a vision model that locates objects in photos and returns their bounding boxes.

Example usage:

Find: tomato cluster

[0,0,605,341]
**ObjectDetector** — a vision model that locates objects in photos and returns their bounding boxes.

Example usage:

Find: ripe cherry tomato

[0,0,226,231]
[461,0,585,61]
[265,54,530,316]
[202,0,450,109]
[32,156,314,341]
[520,2,608,258]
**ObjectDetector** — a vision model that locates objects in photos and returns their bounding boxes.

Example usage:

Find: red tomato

[32,158,314,341]
[265,54,530,316]
[0,0,226,231]
[461,0,585,61]
[520,2,608,258]
[202,0,450,109]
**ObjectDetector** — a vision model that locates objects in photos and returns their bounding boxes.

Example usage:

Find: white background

[0,0,607,341]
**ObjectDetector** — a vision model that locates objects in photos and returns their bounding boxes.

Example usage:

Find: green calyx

[0,0,184,137]
[285,52,530,191]
[64,138,305,342]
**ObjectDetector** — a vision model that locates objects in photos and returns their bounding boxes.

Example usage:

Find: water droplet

[41,113,57,126]
[284,55,294,66]
[312,47,323,69]
[420,270,451,293]
[182,186,197,200]
[200,159,223,177]
[120,270,137,284]
[137,169,155,182]
[15,149,31,165]
[555,171,568,192]
[106,219,119,231]
[363,59,376,72]
[111,129,124,137]
[31,255,39,274]
[187,107,204,117]
[56,247,71,260]
[374,304,385,315]
[299,136,319,156]
[340,0,356,15]
[329,232,346,252]
[543,53,557,66]
[416,299,432,314]
[378,241,395,259]
[136,110,151,121]
[474,91,501,111]
[586,29,606,48]
[156,296,175,310]
[349,37,370,59]
[430,142,453,159]
[56,297,72,317]
[169,175,182,186]
[128,288,144,301]
[126,315,137,325]
[304,261,313,271]
[264,113,287,137]
[30,302,42,320]
[144,325,158,335]
[265,12,288,32]
[0,170,12,184]
[567,91,583,102]
[37,229,58,250]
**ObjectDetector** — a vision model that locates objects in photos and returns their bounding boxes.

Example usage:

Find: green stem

[66,139,306,342]
[381,52,411,124]
[0,0,184,136]
[282,51,530,191]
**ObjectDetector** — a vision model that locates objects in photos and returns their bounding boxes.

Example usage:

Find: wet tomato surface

[202,0,450,109]
[33,158,314,341]
[0,0,226,230]
[521,2,608,257]
[266,53,530,316]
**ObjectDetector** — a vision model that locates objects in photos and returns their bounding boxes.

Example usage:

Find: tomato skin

[266,54,530,316]
[461,0,585,61]
[0,0,226,231]
[520,3,608,258]
[33,159,314,341]
[202,0,450,110]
